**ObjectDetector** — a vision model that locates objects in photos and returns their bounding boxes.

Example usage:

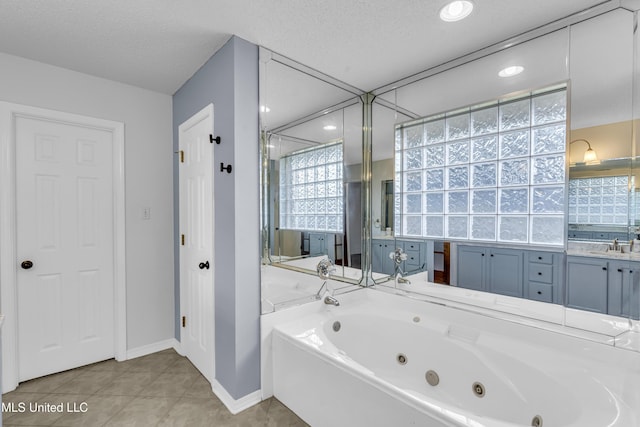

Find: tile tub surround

[2,349,306,427]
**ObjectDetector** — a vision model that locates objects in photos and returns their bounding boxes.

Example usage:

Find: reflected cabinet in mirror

[260,6,640,322]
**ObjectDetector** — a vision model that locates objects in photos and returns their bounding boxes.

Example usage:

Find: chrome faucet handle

[389,247,407,266]
[316,258,334,280]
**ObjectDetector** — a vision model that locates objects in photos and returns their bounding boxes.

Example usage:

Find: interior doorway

[0,102,126,392]
[178,104,215,382]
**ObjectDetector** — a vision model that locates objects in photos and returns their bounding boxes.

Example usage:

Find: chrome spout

[324,295,340,306]
[396,275,411,285]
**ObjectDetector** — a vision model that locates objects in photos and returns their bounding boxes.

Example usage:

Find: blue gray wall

[172,36,260,399]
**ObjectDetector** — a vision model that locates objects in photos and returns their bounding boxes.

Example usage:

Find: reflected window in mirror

[279,141,344,233]
[568,176,630,226]
[394,85,566,246]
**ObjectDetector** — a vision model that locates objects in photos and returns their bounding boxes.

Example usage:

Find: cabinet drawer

[528,264,553,283]
[404,250,421,268]
[528,252,553,264]
[404,242,421,252]
[528,283,553,303]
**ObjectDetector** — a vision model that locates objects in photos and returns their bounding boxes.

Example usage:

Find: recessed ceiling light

[498,65,524,77]
[260,105,270,113]
[439,1,474,22]
[323,125,337,131]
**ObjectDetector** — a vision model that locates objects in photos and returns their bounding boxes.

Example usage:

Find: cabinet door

[309,233,326,256]
[457,246,485,291]
[630,269,640,320]
[608,261,640,319]
[372,240,385,274]
[488,249,523,297]
[566,257,608,314]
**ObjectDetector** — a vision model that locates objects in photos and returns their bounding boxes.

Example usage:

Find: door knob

[21,260,33,270]
[199,261,210,270]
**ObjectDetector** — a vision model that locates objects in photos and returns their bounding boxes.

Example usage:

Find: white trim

[172,339,185,356]
[126,338,179,360]
[211,378,263,415]
[0,101,126,392]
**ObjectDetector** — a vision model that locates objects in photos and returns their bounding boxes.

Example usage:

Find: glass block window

[568,176,629,225]
[394,86,566,246]
[279,142,343,232]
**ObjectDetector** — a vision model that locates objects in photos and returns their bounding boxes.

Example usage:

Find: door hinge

[181,234,185,246]
[180,150,184,163]
[182,316,186,328]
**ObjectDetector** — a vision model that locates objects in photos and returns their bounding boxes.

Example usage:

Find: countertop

[567,241,640,261]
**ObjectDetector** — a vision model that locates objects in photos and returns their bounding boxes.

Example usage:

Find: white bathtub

[271,288,640,427]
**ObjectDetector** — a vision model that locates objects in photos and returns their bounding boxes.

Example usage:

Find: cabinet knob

[618,269,623,272]
[538,256,542,260]
[537,291,542,295]
[481,253,485,256]
[490,254,494,257]
[538,272,542,275]
[602,267,607,271]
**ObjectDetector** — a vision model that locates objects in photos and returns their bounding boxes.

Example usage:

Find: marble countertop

[567,241,640,261]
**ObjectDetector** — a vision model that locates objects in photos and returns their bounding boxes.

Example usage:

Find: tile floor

[2,349,308,426]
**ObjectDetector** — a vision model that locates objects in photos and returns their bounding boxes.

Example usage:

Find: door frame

[178,103,215,381]
[0,102,127,392]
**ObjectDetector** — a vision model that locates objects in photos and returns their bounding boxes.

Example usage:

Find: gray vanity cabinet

[372,239,395,275]
[457,246,523,297]
[566,256,608,314]
[524,251,563,304]
[567,256,640,319]
[457,246,486,291]
[308,233,327,256]
[372,239,427,276]
[399,240,426,275]
[607,260,640,319]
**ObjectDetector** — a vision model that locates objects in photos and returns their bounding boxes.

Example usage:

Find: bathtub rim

[270,288,639,427]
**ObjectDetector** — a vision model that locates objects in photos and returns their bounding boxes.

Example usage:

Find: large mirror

[260,5,640,323]
[366,7,639,322]
[259,49,364,313]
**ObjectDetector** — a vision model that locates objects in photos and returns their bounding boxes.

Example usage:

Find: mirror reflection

[260,6,640,323]
[260,49,365,313]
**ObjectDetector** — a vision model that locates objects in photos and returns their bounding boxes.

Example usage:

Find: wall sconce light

[570,139,598,163]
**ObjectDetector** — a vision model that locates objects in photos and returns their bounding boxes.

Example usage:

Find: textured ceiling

[0,0,614,95]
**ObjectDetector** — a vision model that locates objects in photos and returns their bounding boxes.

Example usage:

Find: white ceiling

[0,0,612,95]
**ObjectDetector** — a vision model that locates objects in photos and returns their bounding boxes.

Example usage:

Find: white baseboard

[125,338,180,360]
[211,378,263,415]
[172,339,185,356]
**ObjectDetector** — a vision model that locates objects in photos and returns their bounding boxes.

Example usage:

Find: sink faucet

[324,295,340,306]
[611,238,620,252]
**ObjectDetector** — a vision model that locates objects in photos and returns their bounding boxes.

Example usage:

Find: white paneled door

[179,104,214,382]
[16,115,115,381]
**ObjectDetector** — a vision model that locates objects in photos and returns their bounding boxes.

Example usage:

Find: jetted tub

[272,288,640,427]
